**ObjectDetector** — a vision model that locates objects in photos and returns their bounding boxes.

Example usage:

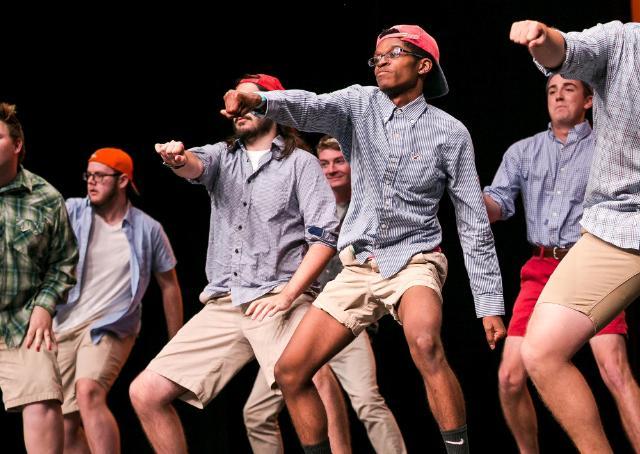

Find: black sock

[302,439,332,454]
[441,424,469,454]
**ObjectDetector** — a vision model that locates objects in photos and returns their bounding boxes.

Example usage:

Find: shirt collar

[547,120,592,143]
[84,196,134,227]
[231,135,286,159]
[377,90,429,124]
[0,166,32,195]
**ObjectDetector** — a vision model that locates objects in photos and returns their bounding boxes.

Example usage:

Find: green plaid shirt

[0,168,78,347]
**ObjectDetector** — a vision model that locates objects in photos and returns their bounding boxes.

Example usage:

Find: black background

[2,1,637,452]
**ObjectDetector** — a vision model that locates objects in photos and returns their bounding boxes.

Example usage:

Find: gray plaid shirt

[191,136,338,306]
[538,21,640,249]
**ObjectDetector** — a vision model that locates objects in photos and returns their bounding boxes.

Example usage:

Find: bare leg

[590,334,640,451]
[397,286,466,430]
[22,400,64,454]
[498,336,539,454]
[274,306,355,446]
[521,303,611,453]
[75,379,120,454]
[63,412,91,454]
[313,364,352,454]
[129,370,188,454]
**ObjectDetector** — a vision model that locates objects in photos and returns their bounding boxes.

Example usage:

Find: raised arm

[156,140,204,180]
[510,20,566,69]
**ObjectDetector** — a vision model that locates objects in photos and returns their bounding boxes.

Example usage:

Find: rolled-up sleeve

[535,22,621,87]
[189,143,225,189]
[295,156,339,249]
[444,129,505,317]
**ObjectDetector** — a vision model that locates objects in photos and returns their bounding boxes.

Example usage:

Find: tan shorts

[313,248,448,335]
[56,323,135,414]
[147,289,313,409]
[0,338,63,411]
[538,232,640,332]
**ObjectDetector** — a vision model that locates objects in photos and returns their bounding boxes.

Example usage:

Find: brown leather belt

[532,245,572,260]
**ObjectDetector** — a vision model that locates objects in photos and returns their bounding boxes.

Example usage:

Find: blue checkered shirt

[484,121,594,247]
[263,86,504,317]
[537,21,640,250]
[190,136,339,306]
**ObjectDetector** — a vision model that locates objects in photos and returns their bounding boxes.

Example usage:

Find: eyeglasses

[367,46,426,67]
[82,171,121,183]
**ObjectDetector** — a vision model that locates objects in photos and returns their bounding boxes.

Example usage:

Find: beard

[233,116,276,142]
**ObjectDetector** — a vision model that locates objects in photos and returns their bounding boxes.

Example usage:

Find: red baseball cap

[376,25,449,99]
[88,147,139,195]
[238,73,285,91]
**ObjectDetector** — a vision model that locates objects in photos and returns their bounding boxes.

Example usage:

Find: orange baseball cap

[88,147,139,194]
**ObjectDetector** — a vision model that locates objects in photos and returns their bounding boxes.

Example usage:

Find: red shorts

[507,256,628,336]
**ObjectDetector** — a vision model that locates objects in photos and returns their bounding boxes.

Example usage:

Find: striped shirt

[263,86,504,317]
[0,168,78,347]
[538,21,640,250]
[190,135,339,306]
[484,121,594,247]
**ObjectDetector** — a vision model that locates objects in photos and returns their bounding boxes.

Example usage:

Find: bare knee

[23,400,61,422]
[498,361,528,397]
[75,380,106,412]
[129,371,175,413]
[520,339,552,379]
[407,332,445,373]
[598,356,633,395]
[274,357,311,395]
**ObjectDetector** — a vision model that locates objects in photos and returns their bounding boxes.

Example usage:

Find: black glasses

[367,46,425,67]
[82,171,121,183]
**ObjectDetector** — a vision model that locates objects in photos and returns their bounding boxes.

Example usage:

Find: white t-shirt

[54,214,132,333]
[246,149,271,171]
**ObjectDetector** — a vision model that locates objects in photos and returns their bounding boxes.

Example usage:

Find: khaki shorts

[538,232,640,332]
[56,323,135,414]
[0,337,62,411]
[313,248,448,335]
[147,289,313,409]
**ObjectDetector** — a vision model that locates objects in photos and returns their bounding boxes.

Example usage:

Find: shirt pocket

[12,213,46,262]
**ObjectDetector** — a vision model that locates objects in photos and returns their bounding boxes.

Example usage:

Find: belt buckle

[552,246,560,260]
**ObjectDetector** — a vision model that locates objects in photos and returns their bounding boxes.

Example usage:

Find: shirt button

[233,272,238,276]
[238,225,243,230]
[243,202,247,206]
[560,167,565,172]
[380,223,387,229]
[552,212,558,217]
[557,190,562,195]
[235,249,239,253]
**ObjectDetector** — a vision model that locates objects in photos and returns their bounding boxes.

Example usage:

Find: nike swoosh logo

[445,439,464,445]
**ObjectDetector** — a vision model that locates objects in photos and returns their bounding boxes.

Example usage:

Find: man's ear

[418,58,433,75]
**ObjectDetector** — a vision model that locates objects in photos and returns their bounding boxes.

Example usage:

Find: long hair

[225,75,310,158]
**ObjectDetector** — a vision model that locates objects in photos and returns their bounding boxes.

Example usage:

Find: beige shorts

[56,323,135,414]
[0,337,63,411]
[538,232,640,332]
[147,289,313,409]
[313,248,448,335]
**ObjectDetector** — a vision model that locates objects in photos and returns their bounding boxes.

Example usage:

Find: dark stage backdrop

[2,1,636,452]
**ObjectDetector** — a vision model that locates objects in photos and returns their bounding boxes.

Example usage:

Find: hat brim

[424,61,449,99]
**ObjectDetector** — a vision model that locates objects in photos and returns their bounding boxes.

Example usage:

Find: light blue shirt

[263,86,504,317]
[56,197,176,343]
[484,121,594,247]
